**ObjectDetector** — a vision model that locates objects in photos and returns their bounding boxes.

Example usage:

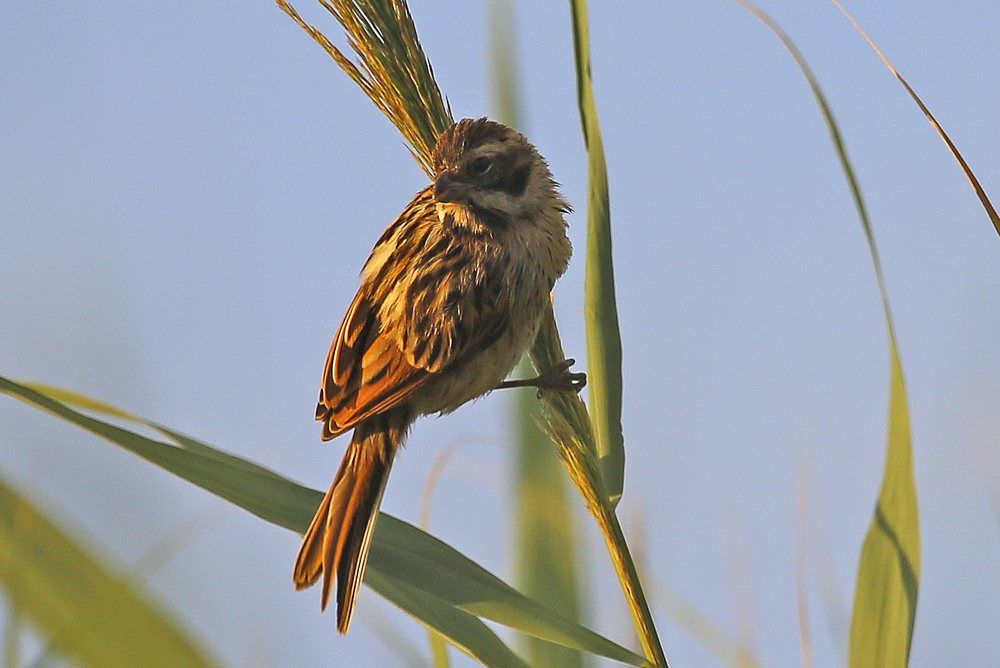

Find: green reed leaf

[0,376,646,667]
[568,0,625,507]
[848,345,918,668]
[728,4,920,665]
[0,475,221,668]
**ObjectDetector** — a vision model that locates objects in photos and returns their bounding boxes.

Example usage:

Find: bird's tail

[293,409,409,633]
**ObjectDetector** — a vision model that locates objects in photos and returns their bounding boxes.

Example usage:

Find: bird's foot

[496,358,587,394]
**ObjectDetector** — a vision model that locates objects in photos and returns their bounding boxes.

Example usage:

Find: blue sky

[2,1,999,666]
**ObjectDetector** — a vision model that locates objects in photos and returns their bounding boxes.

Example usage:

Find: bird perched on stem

[294,117,584,633]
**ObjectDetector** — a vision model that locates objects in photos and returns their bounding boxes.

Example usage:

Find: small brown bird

[294,118,582,633]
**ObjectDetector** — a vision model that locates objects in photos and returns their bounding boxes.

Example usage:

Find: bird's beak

[434,172,466,203]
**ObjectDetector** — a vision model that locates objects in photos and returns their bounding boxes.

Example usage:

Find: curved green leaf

[0,475,221,668]
[0,376,646,667]
[727,4,920,665]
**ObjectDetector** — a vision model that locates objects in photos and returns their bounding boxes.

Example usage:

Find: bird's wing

[317,193,512,438]
[316,188,515,438]
[316,276,508,438]
[316,291,431,439]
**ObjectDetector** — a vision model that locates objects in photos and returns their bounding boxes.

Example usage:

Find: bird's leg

[496,358,587,393]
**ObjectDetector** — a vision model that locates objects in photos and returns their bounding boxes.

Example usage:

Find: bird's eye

[470,156,493,175]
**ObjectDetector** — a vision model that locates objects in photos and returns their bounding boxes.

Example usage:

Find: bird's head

[431,118,566,226]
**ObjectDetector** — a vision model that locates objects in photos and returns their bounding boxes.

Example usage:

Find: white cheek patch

[468,189,522,217]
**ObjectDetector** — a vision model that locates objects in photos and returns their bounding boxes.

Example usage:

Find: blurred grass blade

[649,577,765,668]
[828,0,1000,236]
[796,468,815,668]
[0,376,645,666]
[356,596,435,668]
[273,0,452,174]
[568,0,625,506]
[489,0,522,132]
[3,599,22,668]
[799,462,849,666]
[726,519,761,668]
[813,527,850,667]
[490,1,587,666]
[366,571,529,668]
[728,4,920,666]
[512,361,587,668]
[419,441,461,668]
[430,633,452,668]
[0,475,221,668]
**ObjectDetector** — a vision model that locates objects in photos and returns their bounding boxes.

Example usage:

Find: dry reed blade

[828,0,1000,236]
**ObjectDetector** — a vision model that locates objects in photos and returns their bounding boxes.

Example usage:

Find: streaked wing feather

[318,292,431,438]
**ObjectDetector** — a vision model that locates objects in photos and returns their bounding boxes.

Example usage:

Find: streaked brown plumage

[294,118,573,633]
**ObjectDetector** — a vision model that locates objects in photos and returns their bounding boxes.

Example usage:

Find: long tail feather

[294,409,409,633]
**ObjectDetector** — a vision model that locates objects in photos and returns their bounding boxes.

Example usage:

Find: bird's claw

[496,358,586,394]
[538,358,587,393]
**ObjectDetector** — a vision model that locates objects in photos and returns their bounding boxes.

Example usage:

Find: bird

[293,117,583,633]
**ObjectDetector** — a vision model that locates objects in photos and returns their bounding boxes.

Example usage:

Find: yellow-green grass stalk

[490,0,587,666]
[529,313,663,668]
[729,3,919,666]
[0,474,221,668]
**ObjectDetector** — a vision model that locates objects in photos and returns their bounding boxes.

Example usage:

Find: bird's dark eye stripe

[499,163,531,197]
[471,156,492,174]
